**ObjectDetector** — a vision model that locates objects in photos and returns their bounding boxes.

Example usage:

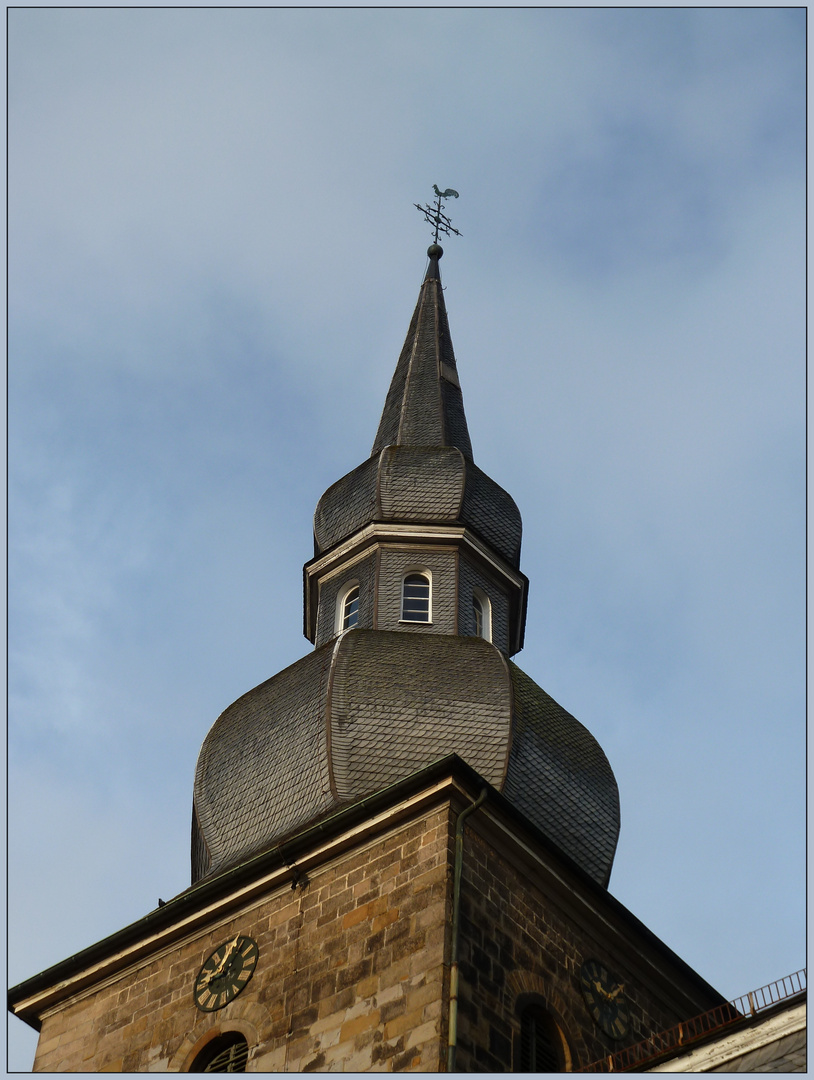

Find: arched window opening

[517,1005,566,1072]
[340,584,360,631]
[190,1032,249,1073]
[401,572,431,623]
[473,590,492,642]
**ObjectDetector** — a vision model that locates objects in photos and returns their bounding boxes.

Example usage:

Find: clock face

[580,959,629,1041]
[194,934,259,1012]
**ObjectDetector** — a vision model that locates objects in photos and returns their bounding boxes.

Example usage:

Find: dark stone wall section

[455,829,692,1072]
[376,548,458,635]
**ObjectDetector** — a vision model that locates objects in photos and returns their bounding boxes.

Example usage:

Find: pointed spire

[371,245,473,460]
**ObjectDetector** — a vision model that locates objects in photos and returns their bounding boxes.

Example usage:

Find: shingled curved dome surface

[192,630,620,887]
[313,445,523,567]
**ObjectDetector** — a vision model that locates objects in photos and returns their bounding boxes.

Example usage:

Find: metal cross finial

[415,185,462,244]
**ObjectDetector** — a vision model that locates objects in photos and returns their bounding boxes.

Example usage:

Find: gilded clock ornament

[194,934,259,1012]
[580,958,629,1040]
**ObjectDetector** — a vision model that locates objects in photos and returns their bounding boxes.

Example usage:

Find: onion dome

[192,632,620,887]
[313,448,522,569]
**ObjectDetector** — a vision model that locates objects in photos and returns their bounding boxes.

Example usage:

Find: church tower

[10,228,726,1072]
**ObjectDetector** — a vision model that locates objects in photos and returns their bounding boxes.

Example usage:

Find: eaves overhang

[8,757,472,1030]
[8,754,722,1032]
[642,994,806,1073]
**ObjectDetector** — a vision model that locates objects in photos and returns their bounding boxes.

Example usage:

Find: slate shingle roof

[192,647,334,881]
[313,445,522,567]
[504,664,620,885]
[372,250,472,459]
[329,631,512,801]
[192,631,620,886]
[313,248,522,568]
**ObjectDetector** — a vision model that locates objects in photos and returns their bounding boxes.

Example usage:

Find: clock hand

[200,935,241,986]
[216,935,241,971]
[608,983,625,1000]
[221,934,241,964]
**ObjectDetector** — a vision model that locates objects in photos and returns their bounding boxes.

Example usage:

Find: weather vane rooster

[415,184,462,245]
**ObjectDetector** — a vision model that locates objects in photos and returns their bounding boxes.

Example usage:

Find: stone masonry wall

[454,828,700,1072]
[32,807,453,1073]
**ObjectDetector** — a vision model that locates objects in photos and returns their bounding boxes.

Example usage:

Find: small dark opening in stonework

[190,1032,249,1073]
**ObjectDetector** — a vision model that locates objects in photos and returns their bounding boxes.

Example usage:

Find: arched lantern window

[401,572,431,623]
[338,583,360,631]
[473,589,492,641]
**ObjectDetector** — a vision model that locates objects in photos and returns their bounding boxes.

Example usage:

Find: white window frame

[336,581,361,634]
[400,568,432,624]
[472,588,492,642]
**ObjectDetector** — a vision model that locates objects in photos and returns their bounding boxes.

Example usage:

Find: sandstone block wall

[32,807,453,1072]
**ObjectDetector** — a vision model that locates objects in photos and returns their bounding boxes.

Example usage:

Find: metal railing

[731,969,806,1019]
[578,968,806,1073]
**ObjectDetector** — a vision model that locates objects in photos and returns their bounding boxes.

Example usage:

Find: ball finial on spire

[427,243,444,259]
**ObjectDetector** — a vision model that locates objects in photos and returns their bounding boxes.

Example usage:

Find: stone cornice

[306,522,525,588]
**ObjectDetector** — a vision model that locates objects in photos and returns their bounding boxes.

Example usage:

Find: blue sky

[7,7,805,1069]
